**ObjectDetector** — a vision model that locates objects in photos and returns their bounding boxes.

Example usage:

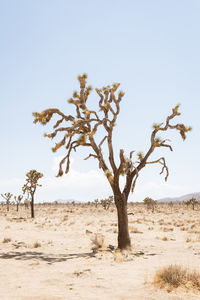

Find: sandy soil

[0,203,200,300]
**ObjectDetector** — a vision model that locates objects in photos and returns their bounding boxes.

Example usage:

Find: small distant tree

[94,199,99,208]
[185,200,190,209]
[143,197,157,212]
[33,74,191,249]
[100,199,107,210]
[1,193,13,211]
[22,170,43,218]
[24,198,29,209]
[186,197,198,210]
[100,196,113,210]
[14,195,23,212]
[168,201,174,211]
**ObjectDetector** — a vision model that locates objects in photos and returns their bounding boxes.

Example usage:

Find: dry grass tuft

[129,226,143,234]
[33,241,41,248]
[148,227,154,230]
[69,221,75,226]
[161,227,174,232]
[90,233,106,249]
[186,237,191,243]
[2,237,11,243]
[154,264,200,292]
[161,236,168,241]
[62,215,68,222]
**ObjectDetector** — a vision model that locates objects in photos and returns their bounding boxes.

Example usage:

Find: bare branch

[146,157,169,181]
[131,167,139,193]
[129,150,135,160]
[157,143,173,151]
[98,136,107,148]
[84,154,99,160]
[118,149,126,174]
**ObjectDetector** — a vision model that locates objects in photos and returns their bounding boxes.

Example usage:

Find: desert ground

[0,203,200,300]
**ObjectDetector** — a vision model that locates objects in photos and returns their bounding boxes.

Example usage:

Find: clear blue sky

[0,0,199,202]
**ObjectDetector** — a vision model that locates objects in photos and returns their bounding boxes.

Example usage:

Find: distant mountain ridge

[157,192,200,203]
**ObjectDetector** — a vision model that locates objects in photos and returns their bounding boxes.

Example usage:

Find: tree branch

[146,157,169,181]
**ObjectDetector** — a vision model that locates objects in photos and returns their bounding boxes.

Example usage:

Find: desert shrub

[33,241,41,248]
[161,236,168,241]
[186,237,191,243]
[154,264,200,291]
[129,226,143,234]
[62,215,68,222]
[90,233,106,249]
[143,197,157,212]
[2,237,11,243]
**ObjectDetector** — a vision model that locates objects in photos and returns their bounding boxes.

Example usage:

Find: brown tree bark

[115,194,131,250]
[30,195,34,218]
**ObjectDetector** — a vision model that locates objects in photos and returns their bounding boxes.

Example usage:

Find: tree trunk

[16,203,19,212]
[115,195,131,250]
[7,201,9,212]
[31,196,34,218]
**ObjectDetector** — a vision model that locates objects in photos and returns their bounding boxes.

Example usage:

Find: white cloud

[45,155,108,189]
[0,156,199,203]
[42,169,108,190]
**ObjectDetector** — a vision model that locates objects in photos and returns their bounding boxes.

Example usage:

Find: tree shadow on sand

[0,251,96,264]
[0,249,158,264]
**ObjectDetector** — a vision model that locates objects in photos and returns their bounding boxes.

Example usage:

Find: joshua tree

[33,74,191,249]
[186,197,198,210]
[94,199,99,208]
[24,198,29,209]
[168,201,174,212]
[108,195,114,208]
[185,200,190,209]
[22,170,43,218]
[14,195,23,212]
[100,196,114,210]
[1,193,13,212]
[143,197,157,212]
